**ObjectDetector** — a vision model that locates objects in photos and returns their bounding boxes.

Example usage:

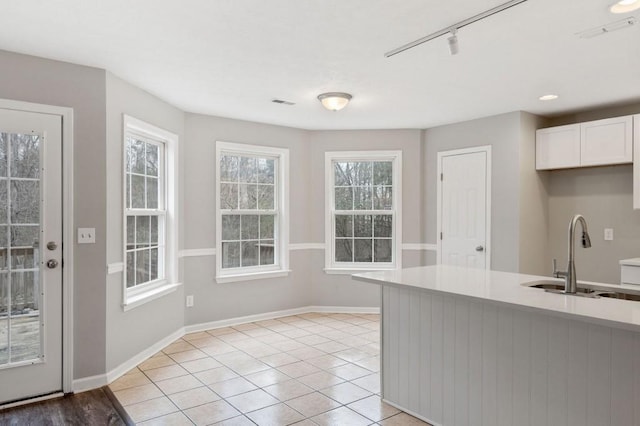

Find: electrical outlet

[77,227,95,244]
[186,295,194,307]
[604,228,614,241]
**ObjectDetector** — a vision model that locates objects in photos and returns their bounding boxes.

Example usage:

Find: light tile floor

[109,312,432,426]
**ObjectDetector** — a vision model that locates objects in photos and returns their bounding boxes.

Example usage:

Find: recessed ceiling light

[539,94,559,101]
[610,0,640,13]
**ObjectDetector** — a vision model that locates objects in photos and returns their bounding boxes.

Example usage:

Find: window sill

[324,267,397,275]
[123,282,182,311]
[216,269,291,284]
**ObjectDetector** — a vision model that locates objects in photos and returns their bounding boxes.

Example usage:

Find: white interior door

[438,147,490,269]
[0,108,62,404]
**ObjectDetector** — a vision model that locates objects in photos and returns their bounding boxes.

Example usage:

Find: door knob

[475,245,484,252]
[46,259,59,269]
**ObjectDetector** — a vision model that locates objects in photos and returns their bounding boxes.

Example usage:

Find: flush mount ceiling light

[385,0,528,58]
[610,0,640,13]
[318,92,352,111]
[539,94,559,101]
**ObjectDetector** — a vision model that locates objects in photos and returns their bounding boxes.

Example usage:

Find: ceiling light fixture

[318,92,352,111]
[385,0,528,58]
[539,94,559,101]
[447,29,459,55]
[577,17,637,38]
[610,0,640,13]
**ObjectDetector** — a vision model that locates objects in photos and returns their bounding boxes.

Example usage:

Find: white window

[325,151,402,273]
[123,115,179,309]
[216,142,289,283]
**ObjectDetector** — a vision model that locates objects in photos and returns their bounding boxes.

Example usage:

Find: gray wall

[183,113,314,326]
[307,130,424,307]
[0,50,107,379]
[181,121,426,324]
[423,112,522,272]
[547,165,640,284]
[518,112,550,275]
[104,73,186,371]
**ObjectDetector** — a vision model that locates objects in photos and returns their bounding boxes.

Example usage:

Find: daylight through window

[216,142,289,282]
[125,134,165,289]
[325,151,402,272]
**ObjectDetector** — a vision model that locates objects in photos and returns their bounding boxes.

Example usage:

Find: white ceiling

[1,0,639,130]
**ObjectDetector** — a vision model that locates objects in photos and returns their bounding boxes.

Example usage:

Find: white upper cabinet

[581,116,633,166]
[633,115,640,209]
[536,124,580,170]
[536,115,634,171]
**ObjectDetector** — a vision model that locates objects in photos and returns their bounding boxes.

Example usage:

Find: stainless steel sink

[528,282,596,294]
[597,292,640,301]
[524,280,640,302]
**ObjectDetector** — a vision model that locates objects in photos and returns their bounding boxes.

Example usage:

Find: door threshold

[0,391,64,410]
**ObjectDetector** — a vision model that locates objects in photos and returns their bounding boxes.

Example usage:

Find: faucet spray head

[582,231,591,248]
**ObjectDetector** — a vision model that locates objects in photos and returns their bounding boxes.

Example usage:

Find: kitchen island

[353,265,640,426]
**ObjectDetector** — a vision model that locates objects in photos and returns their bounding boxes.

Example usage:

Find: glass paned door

[0,132,42,365]
[0,108,62,404]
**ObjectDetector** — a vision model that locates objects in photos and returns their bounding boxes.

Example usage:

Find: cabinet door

[634,115,640,209]
[580,116,632,166]
[536,124,580,170]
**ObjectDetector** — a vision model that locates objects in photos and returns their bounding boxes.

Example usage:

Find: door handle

[475,245,484,252]
[46,259,59,269]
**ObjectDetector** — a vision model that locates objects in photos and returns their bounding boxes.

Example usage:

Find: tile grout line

[109,312,422,426]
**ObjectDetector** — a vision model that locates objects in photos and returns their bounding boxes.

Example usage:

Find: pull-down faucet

[552,214,592,294]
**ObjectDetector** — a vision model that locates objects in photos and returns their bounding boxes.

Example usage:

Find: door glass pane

[0,132,42,366]
[0,273,7,364]
[10,134,40,179]
[0,182,7,224]
[0,134,7,177]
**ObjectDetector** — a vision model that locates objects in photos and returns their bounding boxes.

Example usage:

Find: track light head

[447,29,459,55]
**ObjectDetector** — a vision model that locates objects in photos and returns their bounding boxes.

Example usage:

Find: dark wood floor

[0,388,129,426]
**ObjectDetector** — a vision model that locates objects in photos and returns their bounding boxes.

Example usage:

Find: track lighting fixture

[385,0,528,58]
[447,29,459,55]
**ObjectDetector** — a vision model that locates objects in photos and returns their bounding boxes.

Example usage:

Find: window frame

[324,150,402,274]
[122,115,179,309]
[215,141,289,283]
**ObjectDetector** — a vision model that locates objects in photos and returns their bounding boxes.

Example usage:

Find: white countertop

[620,258,640,266]
[353,265,640,332]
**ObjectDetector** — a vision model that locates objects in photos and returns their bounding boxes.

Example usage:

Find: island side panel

[381,285,640,426]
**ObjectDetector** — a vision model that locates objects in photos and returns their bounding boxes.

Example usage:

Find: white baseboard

[184,305,379,333]
[307,305,380,314]
[184,306,311,333]
[72,373,109,393]
[105,327,186,384]
[73,305,379,392]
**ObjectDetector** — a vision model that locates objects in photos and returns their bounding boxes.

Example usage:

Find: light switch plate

[604,228,614,241]
[78,228,96,244]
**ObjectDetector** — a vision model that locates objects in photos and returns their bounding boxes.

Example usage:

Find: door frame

[436,145,492,269]
[0,99,74,394]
